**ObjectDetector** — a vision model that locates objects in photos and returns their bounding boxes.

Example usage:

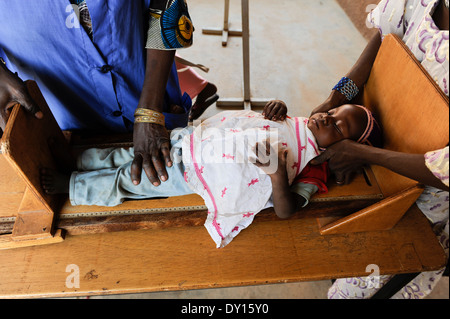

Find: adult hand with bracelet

[0,58,43,130]
[132,116,172,187]
[131,48,175,186]
[131,0,194,186]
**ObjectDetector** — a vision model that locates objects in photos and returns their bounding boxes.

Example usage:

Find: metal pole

[241,0,251,105]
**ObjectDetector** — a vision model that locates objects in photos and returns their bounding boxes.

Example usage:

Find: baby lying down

[41,101,382,248]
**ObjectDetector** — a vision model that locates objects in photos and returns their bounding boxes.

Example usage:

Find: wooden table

[0,204,445,298]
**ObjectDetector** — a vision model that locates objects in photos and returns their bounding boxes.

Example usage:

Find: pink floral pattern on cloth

[329,0,449,299]
[182,110,320,248]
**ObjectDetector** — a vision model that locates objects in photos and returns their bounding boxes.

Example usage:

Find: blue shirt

[0,0,191,132]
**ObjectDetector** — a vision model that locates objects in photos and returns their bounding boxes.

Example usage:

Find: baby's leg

[70,160,193,207]
[77,147,135,171]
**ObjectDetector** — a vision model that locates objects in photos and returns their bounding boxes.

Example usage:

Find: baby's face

[307,104,367,148]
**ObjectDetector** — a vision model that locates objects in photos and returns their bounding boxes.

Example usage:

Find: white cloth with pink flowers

[182,110,320,248]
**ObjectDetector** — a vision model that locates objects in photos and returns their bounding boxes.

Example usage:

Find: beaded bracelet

[134,108,165,126]
[332,77,359,101]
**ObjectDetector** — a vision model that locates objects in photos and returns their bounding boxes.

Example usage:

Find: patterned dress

[328,0,449,299]
[182,110,323,248]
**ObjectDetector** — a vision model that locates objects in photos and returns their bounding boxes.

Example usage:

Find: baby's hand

[262,100,287,121]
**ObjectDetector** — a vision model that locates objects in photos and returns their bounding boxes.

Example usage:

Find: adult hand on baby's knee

[131,122,172,186]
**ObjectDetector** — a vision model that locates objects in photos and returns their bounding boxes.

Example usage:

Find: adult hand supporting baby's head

[310,139,367,185]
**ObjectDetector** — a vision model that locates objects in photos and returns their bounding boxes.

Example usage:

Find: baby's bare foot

[40,168,70,194]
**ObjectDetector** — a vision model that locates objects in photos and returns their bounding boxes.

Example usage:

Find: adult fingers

[344,171,353,185]
[131,153,144,185]
[309,150,331,166]
[0,88,42,130]
[334,169,355,185]
[10,80,43,119]
[24,100,43,119]
[334,170,346,185]
[152,153,168,183]
[160,140,172,168]
[142,153,160,186]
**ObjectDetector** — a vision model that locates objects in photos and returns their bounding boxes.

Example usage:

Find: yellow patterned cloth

[146,0,194,50]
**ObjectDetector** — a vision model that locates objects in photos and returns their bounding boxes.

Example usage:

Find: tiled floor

[88,0,449,299]
[181,0,368,120]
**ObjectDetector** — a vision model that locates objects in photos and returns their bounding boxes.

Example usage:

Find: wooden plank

[11,187,54,240]
[58,194,206,217]
[56,199,378,236]
[363,35,449,197]
[313,167,382,202]
[0,229,64,251]
[0,155,26,218]
[0,193,24,220]
[0,188,65,249]
[0,81,74,215]
[0,81,74,247]
[0,155,26,193]
[318,185,423,235]
[0,204,444,298]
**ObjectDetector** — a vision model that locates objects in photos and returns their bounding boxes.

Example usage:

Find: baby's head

[307,104,383,149]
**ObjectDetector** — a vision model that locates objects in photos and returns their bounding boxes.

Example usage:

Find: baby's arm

[269,168,306,219]
[254,142,305,219]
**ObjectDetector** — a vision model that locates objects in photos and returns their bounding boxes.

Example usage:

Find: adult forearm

[318,33,382,111]
[138,49,175,112]
[360,146,449,190]
[346,32,381,89]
